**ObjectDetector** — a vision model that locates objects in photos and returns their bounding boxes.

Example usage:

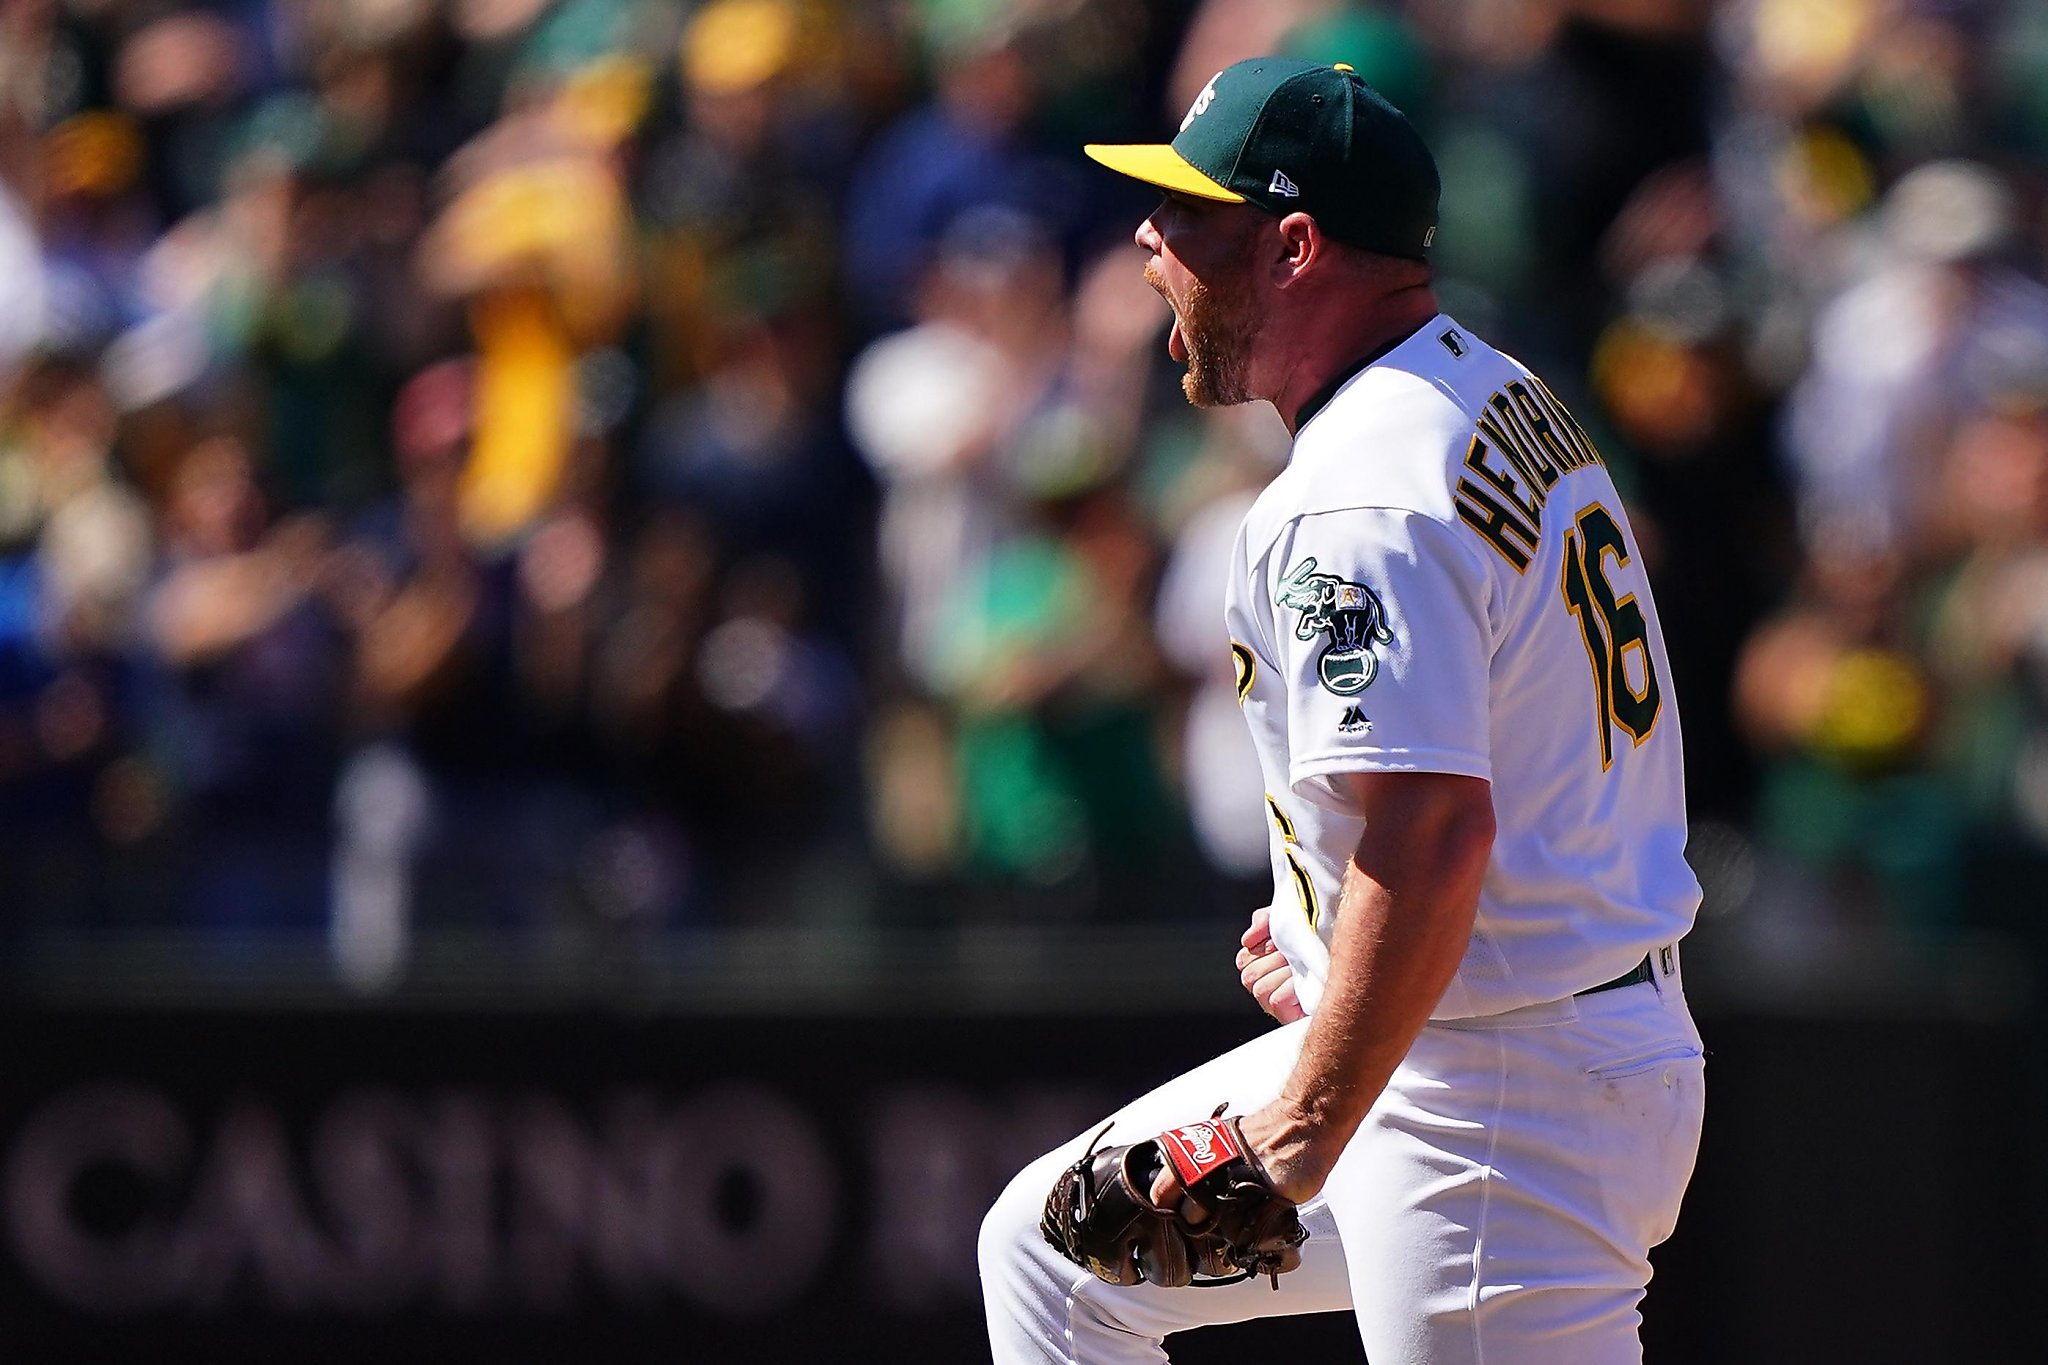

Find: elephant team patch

[1277,557,1395,695]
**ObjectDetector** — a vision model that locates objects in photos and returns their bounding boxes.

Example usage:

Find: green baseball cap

[1085,56,1439,260]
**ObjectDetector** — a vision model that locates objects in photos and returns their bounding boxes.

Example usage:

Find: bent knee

[980,1154,1061,1280]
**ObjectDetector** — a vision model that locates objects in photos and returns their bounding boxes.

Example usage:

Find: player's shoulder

[1243,316,1520,557]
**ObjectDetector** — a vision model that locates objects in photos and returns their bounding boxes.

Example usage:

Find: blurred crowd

[3,0,2048,978]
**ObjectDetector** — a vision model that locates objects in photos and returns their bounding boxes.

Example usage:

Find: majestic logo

[1278,557,1395,695]
[1338,705,1372,734]
[1181,74,1220,132]
[1268,169,1300,198]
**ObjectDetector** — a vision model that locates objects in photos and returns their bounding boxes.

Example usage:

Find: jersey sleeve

[1257,507,1497,809]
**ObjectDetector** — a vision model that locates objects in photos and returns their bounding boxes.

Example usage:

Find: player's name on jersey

[1451,378,1607,572]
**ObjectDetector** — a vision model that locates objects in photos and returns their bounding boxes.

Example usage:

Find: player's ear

[1267,212,1321,290]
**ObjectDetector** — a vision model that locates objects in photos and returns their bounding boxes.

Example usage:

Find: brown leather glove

[1040,1109,1308,1290]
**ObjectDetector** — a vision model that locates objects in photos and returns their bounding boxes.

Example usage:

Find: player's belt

[1576,954,1654,997]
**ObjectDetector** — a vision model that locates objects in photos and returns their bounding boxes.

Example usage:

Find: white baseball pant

[980,973,1704,1364]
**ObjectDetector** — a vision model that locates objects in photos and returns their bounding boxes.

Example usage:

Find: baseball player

[980,58,1705,1364]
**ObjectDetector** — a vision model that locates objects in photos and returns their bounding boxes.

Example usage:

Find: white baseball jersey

[1225,315,1699,1020]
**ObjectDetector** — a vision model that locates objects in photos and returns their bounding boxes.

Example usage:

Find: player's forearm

[1286,852,1480,1128]
[1251,775,1493,1191]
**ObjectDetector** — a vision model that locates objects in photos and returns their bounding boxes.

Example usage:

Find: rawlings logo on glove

[1159,1119,1236,1181]
[1039,1106,1307,1290]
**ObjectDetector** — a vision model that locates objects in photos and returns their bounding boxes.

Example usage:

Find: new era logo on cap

[1269,169,1300,198]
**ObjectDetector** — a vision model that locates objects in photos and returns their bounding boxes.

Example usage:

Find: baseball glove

[1039,1106,1307,1290]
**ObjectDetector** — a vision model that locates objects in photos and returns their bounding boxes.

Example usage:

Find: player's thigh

[981,1019,1355,1342]
[1325,994,1703,1365]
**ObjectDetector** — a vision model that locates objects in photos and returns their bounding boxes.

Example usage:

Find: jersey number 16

[1558,503,1662,771]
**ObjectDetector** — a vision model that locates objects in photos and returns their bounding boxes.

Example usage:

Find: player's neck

[1270,287,1440,435]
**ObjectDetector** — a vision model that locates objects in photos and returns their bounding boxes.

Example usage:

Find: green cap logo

[1085,56,1439,260]
[1181,74,1219,132]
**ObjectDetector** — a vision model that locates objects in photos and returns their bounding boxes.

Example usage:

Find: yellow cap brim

[1082,144,1244,202]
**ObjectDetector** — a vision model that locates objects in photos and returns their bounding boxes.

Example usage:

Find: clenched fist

[1236,907,1305,1023]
